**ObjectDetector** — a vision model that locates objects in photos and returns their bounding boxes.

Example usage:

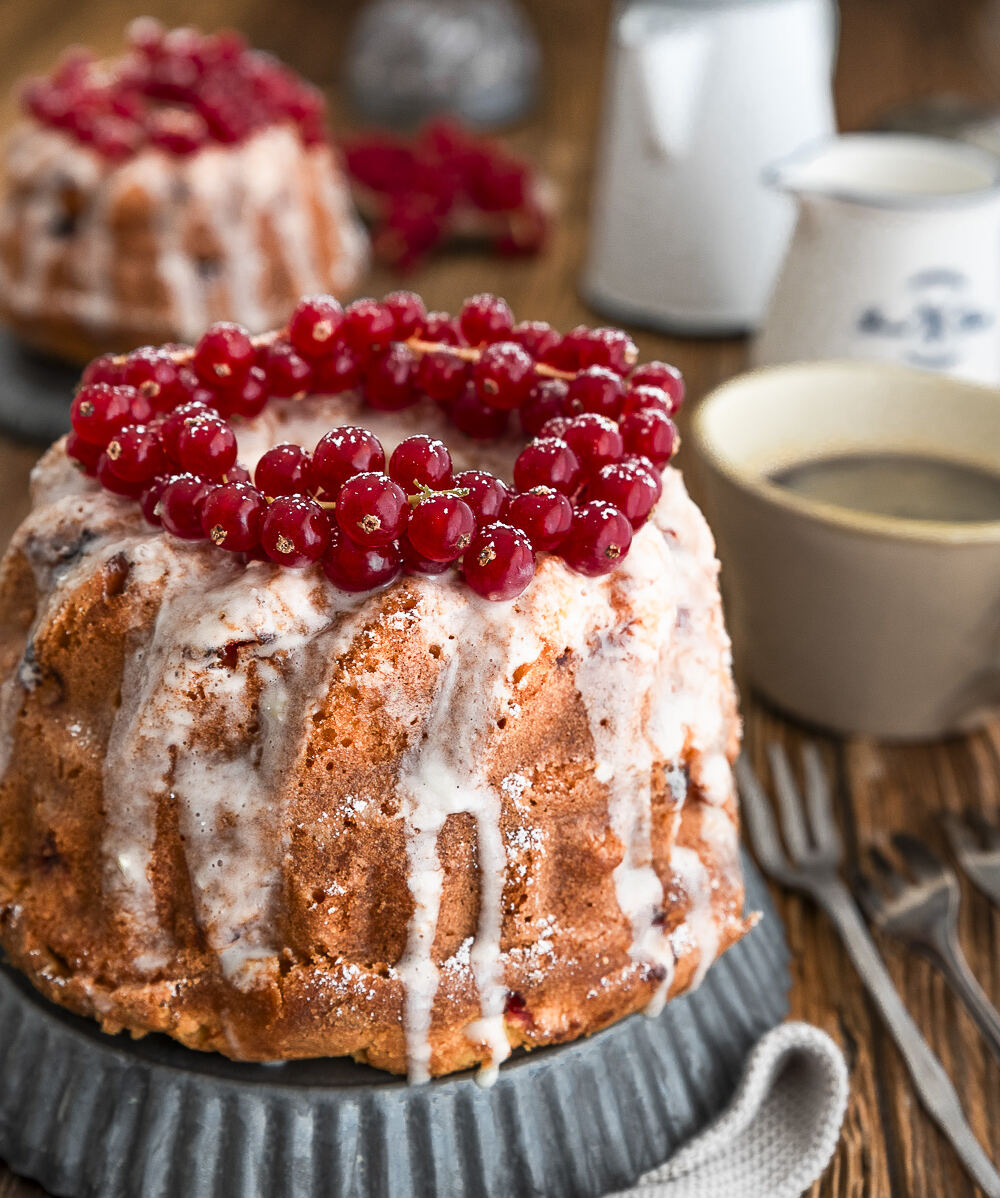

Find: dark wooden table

[1,1,999,1194]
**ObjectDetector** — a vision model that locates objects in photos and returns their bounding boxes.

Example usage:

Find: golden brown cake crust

[0,400,747,1077]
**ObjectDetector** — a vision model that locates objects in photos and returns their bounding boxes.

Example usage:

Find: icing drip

[670,846,721,990]
[393,587,521,1085]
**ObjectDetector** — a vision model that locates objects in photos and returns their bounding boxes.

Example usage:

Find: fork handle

[923,935,1000,1069]
[821,881,1000,1198]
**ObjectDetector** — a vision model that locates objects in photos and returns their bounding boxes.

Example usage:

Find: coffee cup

[691,359,1000,739]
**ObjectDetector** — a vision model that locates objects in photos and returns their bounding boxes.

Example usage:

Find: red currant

[193,322,254,390]
[572,327,638,374]
[343,299,395,357]
[539,415,572,440]
[417,352,468,405]
[511,320,560,361]
[288,294,344,359]
[560,501,632,576]
[400,535,452,575]
[263,341,313,398]
[364,344,418,411]
[70,383,134,445]
[66,430,102,474]
[254,443,312,498]
[201,482,267,551]
[261,496,330,566]
[566,367,624,419]
[407,495,475,563]
[473,341,535,411]
[176,415,238,479]
[420,311,462,345]
[161,401,212,463]
[519,378,568,437]
[96,452,144,497]
[389,435,453,491]
[629,361,685,413]
[384,290,426,339]
[310,426,385,499]
[448,384,510,440]
[513,437,581,495]
[585,460,661,528]
[620,408,678,468]
[122,347,183,412]
[104,424,166,483]
[313,344,362,394]
[459,293,514,345]
[322,528,402,591]
[229,366,269,418]
[463,522,535,601]
[563,414,624,472]
[454,470,508,524]
[506,487,573,551]
[140,476,168,525]
[80,354,121,387]
[158,474,215,539]
[622,384,671,417]
[336,472,408,547]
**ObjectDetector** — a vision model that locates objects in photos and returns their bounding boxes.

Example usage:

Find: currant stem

[407,482,471,508]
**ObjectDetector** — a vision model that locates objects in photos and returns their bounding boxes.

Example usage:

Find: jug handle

[632,17,712,162]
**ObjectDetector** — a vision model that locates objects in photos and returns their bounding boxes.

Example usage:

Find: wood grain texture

[0,0,998,1195]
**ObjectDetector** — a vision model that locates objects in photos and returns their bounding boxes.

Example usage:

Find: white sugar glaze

[0,122,368,340]
[1,396,740,1081]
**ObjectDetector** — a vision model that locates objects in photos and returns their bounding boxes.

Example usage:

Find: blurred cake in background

[0,20,368,362]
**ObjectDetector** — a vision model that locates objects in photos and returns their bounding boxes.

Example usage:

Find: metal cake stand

[0,850,788,1198]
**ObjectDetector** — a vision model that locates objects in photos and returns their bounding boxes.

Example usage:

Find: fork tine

[802,742,841,856]
[892,832,948,883]
[767,742,812,863]
[735,755,793,882]
[943,811,980,858]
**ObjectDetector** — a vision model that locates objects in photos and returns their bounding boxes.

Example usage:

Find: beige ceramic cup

[691,360,1000,740]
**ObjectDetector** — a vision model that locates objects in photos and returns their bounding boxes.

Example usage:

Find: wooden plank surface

[0,1,998,1195]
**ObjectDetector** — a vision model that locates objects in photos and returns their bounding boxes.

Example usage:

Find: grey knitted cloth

[609,1022,849,1198]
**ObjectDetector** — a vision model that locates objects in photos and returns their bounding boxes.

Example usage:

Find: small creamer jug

[754,133,1000,383]
[583,0,837,335]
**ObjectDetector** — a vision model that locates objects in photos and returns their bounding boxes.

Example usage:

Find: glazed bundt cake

[0,294,749,1080]
[0,21,367,362]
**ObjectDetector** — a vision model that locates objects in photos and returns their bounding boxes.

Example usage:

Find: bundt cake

[0,21,368,362]
[0,293,749,1080]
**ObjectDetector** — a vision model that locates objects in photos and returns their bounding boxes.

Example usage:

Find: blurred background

[2,6,1000,1194]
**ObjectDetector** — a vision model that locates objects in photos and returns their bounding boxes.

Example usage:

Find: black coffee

[769,452,1000,523]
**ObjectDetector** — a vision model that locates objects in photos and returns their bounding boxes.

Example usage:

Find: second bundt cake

[0,21,368,362]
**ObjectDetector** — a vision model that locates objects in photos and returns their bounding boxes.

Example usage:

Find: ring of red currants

[66,292,683,602]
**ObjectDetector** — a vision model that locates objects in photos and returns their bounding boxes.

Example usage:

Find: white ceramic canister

[754,133,1000,383]
[582,0,838,335]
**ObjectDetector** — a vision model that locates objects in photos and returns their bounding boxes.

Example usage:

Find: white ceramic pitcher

[583,0,837,335]
[754,133,1000,383]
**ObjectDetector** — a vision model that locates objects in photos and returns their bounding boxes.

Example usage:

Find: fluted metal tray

[0,851,789,1198]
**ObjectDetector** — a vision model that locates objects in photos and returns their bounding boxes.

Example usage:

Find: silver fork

[737,744,1000,1198]
[943,809,1000,909]
[855,833,1000,1066]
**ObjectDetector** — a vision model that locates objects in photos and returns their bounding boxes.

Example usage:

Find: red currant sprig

[68,293,683,602]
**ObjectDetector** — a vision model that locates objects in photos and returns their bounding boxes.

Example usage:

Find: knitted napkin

[609,1022,849,1198]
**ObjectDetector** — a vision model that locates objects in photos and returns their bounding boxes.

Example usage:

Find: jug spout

[622,7,713,162]
[764,133,1000,205]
